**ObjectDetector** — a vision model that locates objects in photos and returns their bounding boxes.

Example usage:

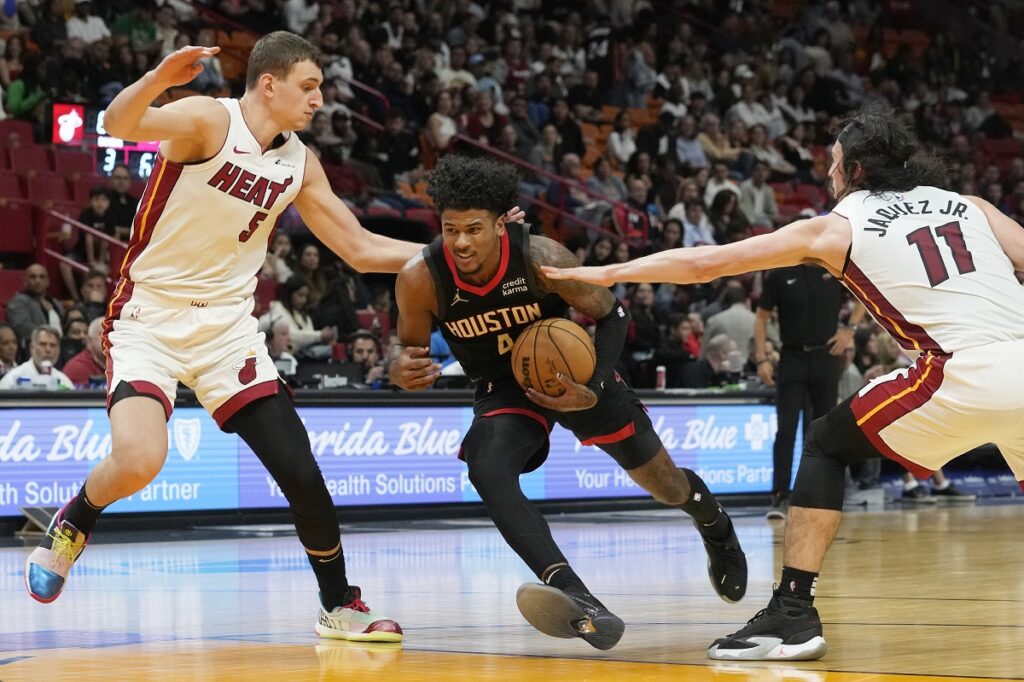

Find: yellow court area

[2,504,1022,681]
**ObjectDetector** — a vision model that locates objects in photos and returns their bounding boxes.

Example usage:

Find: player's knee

[790,418,846,510]
[110,441,167,491]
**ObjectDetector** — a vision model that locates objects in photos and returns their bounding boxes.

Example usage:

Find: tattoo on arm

[531,237,615,319]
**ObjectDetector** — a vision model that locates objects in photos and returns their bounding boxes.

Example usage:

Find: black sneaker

[930,484,976,501]
[707,589,827,661]
[698,515,747,603]
[515,583,625,650]
[901,485,937,504]
[765,492,790,520]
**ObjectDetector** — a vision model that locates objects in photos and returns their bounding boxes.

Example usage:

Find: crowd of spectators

[1,0,1022,393]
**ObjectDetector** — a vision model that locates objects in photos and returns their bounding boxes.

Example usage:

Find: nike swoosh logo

[233,146,251,154]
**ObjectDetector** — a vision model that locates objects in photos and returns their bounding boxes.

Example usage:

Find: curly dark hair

[834,103,946,197]
[426,154,520,216]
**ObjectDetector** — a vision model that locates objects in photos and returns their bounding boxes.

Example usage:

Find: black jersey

[423,223,568,383]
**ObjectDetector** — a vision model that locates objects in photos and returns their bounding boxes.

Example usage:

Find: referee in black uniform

[755,264,864,519]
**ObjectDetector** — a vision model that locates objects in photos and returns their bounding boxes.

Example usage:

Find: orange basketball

[511,318,596,397]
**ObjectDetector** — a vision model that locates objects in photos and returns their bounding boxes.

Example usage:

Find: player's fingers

[405,374,438,388]
[524,388,556,408]
[406,346,431,357]
[539,265,567,280]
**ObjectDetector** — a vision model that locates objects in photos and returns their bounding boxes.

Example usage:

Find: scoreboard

[51,102,159,179]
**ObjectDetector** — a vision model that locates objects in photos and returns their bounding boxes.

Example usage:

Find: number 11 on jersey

[906,221,977,287]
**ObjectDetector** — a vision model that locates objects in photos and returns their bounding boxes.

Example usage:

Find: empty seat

[26,173,71,203]
[54,150,96,177]
[0,120,34,146]
[9,145,53,173]
[71,175,104,203]
[0,171,24,199]
[0,201,34,253]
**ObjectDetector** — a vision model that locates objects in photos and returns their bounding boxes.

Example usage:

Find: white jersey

[834,186,1024,354]
[116,98,306,304]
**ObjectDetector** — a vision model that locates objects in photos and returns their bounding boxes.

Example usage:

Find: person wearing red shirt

[62,317,106,389]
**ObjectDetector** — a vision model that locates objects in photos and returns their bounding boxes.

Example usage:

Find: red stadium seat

[356,310,392,339]
[9,145,53,174]
[54,150,95,177]
[253,276,278,318]
[367,206,401,217]
[0,148,9,170]
[71,175,105,203]
[26,173,71,204]
[406,207,441,234]
[0,120,34,146]
[0,171,25,199]
[0,200,34,254]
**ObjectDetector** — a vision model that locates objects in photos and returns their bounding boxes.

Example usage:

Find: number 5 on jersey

[239,210,269,243]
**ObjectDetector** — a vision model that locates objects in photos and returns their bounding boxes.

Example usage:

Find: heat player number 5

[239,211,269,242]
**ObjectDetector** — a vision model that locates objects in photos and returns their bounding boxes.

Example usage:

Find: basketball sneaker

[516,583,625,650]
[930,483,976,501]
[25,504,89,604]
[698,515,747,603]
[315,586,403,643]
[707,588,827,661]
[900,484,937,504]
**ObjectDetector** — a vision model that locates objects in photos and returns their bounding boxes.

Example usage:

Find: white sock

[932,479,950,491]
[903,479,919,492]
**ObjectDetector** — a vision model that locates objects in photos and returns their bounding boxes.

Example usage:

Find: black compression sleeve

[586,299,629,397]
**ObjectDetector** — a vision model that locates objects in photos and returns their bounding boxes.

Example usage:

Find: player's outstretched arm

[541,214,848,286]
[526,236,628,412]
[389,255,442,391]
[966,195,1024,272]
[104,46,223,143]
[295,154,422,273]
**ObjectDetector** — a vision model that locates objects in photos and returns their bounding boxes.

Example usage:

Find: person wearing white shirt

[0,326,73,390]
[66,0,111,45]
[740,161,780,227]
[607,109,637,166]
[703,161,741,207]
[680,200,716,248]
[284,0,319,36]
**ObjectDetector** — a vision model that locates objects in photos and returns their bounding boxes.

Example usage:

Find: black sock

[779,566,818,604]
[308,547,349,609]
[62,485,106,535]
[678,468,729,540]
[543,563,586,593]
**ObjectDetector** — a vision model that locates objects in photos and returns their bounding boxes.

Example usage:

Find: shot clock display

[51,102,159,179]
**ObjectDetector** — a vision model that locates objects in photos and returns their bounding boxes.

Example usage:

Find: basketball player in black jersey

[390,155,747,650]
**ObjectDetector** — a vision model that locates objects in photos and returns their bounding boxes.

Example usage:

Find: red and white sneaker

[315,586,403,643]
[25,503,90,604]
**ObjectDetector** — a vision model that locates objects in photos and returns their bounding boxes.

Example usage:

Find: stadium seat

[26,173,72,204]
[0,171,25,199]
[71,175,105,203]
[356,310,392,339]
[9,145,53,174]
[53,150,96,177]
[405,207,440,234]
[0,200,35,254]
[0,120,34,146]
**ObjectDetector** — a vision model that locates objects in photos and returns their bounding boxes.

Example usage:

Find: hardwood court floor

[1,503,1022,681]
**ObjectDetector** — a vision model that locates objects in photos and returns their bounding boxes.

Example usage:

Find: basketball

[511,318,596,397]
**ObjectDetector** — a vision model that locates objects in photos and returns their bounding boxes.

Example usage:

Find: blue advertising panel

[0,403,796,515]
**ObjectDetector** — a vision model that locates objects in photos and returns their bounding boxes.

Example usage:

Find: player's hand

[539,264,614,288]
[827,326,855,356]
[525,373,598,412]
[152,46,221,88]
[757,361,775,387]
[389,346,441,391]
[503,205,526,224]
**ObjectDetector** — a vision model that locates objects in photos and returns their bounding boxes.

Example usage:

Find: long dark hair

[834,104,946,197]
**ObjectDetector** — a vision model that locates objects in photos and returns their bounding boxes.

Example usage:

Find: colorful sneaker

[707,589,827,661]
[698,515,748,603]
[765,493,790,521]
[930,483,976,501]
[24,505,89,604]
[315,586,403,643]
[900,484,937,504]
[516,583,625,650]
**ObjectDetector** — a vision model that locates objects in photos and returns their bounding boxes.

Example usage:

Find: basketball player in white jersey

[543,104,1024,660]
[25,32,424,642]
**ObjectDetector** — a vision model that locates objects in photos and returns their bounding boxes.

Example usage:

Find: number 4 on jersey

[906,221,976,287]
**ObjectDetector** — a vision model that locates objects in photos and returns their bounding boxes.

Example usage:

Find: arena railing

[42,210,128,284]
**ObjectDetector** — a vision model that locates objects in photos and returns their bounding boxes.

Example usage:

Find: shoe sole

[765,510,786,520]
[315,623,403,643]
[899,498,938,504]
[516,584,624,650]
[708,635,827,661]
